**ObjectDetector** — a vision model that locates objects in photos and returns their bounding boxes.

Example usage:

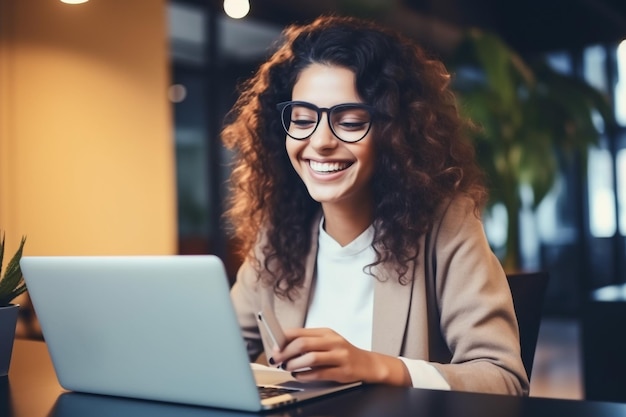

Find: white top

[305,218,450,390]
[305,218,376,350]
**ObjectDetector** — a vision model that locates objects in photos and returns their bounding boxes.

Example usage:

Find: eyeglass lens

[280,102,373,143]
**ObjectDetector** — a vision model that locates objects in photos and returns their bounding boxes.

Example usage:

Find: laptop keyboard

[258,386,301,399]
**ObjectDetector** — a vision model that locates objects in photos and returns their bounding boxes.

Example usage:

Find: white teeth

[309,160,351,173]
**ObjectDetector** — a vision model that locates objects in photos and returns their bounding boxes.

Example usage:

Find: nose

[308,113,338,150]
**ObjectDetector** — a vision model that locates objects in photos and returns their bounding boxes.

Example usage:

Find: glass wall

[584,40,626,291]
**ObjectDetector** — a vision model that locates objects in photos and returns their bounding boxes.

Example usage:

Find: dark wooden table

[4,339,626,417]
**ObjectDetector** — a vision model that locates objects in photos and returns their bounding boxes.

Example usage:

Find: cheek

[355,143,377,177]
[285,140,302,168]
[360,158,376,183]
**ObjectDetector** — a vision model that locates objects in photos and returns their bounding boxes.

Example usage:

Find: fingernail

[291,372,298,378]
[280,362,287,370]
[268,357,275,365]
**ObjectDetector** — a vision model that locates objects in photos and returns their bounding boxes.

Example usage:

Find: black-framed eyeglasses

[277,101,375,143]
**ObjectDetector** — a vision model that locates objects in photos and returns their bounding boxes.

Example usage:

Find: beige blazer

[230,196,529,395]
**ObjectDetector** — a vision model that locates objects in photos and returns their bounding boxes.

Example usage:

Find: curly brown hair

[221,15,487,299]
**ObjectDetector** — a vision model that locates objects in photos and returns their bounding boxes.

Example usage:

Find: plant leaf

[0,235,27,306]
[0,232,5,279]
[0,284,27,306]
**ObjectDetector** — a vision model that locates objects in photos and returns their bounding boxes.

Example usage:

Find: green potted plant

[0,232,27,376]
[448,29,613,271]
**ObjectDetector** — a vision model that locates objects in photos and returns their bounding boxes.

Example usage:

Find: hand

[270,327,412,386]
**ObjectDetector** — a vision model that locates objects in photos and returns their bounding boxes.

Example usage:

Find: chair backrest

[506,271,549,381]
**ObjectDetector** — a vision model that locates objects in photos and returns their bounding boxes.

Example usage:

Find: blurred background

[1,0,625,402]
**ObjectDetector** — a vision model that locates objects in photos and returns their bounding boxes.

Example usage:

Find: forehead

[292,64,362,106]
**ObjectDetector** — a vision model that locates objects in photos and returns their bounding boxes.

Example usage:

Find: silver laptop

[20,255,361,412]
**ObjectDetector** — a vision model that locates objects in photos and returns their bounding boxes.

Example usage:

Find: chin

[306,190,345,204]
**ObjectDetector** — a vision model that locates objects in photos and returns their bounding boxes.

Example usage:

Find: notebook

[20,255,361,412]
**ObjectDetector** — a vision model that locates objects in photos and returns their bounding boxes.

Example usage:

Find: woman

[221,15,528,395]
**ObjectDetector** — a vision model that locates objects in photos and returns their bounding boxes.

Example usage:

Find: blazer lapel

[371,262,415,356]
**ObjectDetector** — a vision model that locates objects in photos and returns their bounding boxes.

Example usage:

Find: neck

[321,200,374,247]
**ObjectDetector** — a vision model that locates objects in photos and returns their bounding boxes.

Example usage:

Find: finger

[272,333,328,362]
[286,347,371,383]
[274,330,354,366]
[291,365,360,384]
[282,350,344,372]
[290,367,329,381]
[283,327,334,339]
[268,345,282,367]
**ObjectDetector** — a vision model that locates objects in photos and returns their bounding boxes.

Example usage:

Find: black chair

[506,271,550,381]
[582,283,626,402]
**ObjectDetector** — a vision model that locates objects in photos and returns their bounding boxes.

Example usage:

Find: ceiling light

[60,0,89,4]
[223,0,250,19]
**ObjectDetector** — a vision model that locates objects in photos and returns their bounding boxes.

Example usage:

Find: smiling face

[285,64,376,215]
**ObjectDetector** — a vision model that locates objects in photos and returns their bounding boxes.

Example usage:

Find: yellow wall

[0,0,177,257]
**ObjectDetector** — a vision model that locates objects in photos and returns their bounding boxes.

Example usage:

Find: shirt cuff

[398,357,451,390]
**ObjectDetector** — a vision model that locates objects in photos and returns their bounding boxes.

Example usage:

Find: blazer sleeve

[427,197,530,395]
[230,259,265,361]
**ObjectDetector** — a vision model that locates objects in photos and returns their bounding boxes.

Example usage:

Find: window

[167,1,282,277]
